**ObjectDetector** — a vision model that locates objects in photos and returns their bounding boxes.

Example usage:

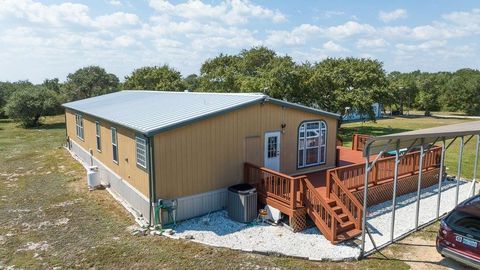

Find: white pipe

[455,136,464,206]
[436,139,446,220]
[390,147,400,242]
[415,141,425,230]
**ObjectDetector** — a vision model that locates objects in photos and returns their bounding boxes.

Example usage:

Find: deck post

[455,136,464,206]
[390,142,400,242]
[414,139,425,231]
[360,148,370,258]
[471,135,479,197]
[290,177,297,210]
[435,139,446,220]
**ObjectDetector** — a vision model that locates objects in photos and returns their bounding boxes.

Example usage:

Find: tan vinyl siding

[65,109,149,197]
[153,102,338,199]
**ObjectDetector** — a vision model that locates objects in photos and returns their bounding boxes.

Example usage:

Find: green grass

[341,116,479,179]
[2,115,469,269]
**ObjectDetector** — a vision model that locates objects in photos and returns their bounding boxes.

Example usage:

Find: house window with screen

[135,136,147,169]
[298,121,326,168]
[95,121,101,151]
[111,127,118,163]
[75,113,84,140]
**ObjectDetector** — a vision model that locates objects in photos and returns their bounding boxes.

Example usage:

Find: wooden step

[338,213,349,222]
[335,229,362,243]
[332,206,342,214]
[327,199,336,206]
[338,221,355,233]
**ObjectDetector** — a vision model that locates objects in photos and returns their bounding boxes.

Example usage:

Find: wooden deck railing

[328,146,442,192]
[244,163,304,211]
[352,134,372,151]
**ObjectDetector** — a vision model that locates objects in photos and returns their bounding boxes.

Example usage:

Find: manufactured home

[63,91,340,221]
[64,90,443,243]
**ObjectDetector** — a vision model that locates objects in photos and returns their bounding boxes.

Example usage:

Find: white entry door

[264,131,281,171]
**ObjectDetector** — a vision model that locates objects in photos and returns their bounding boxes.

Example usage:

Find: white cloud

[113,35,137,47]
[379,9,407,23]
[0,0,92,26]
[316,10,344,19]
[148,0,286,25]
[94,12,139,28]
[356,38,388,49]
[0,0,139,29]
[396,40,447,51]
[322,40,348,52]
[324,21,375,39]
[266,24,321,46]
[108,0,122,6]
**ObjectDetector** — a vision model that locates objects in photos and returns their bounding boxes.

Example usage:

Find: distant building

[342,103,382,121]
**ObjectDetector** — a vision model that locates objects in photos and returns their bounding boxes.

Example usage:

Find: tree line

[1,46,480,127]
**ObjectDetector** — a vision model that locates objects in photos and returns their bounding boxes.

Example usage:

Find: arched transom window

[298,121,327,168]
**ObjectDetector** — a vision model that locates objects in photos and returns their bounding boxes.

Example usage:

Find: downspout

[147,136,158,227]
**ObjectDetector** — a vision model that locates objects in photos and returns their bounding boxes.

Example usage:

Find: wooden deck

[245,134,443,244]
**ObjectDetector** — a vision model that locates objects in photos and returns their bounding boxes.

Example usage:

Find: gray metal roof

[63,90,339,136]
[365,120,480,156]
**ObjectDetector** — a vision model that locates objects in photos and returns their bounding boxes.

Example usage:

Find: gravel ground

[168,179,479,261]
[170,210,360,261]
[363,178,479,253]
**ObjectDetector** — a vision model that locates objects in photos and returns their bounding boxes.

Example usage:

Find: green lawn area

[341,116,479,180]
[0,115,473,269]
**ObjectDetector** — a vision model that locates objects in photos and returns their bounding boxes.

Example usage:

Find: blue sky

[1,0,479,83]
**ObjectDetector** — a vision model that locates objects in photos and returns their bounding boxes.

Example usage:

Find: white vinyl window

[95,121,101,152]
[75,114,84,140]
[111,127,118,163]
[135,136,147,169]
[298,121,327,168]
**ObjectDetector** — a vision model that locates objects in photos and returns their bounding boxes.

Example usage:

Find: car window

[445,210,480,238]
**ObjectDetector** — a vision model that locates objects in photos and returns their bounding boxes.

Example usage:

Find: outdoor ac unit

[227,184,257,223]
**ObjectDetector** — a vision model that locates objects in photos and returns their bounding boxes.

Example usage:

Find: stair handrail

[329,171,363,229]
[302,177,343,242]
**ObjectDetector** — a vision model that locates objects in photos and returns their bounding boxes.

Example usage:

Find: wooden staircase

[326,198,362,242]
[302,175,362,243]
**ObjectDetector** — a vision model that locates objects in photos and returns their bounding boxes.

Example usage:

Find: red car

[436,195,480,269]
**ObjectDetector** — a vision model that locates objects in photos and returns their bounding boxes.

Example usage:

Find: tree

[64,66,119,101]
[442,69,480,115]
[5,86,59,127]
[42,78,61,93]
[0,80,34,118]
[124,65,185,91]
[306,58,388,120]
[199,47,303,101]
[199,54,240,92]
[183,74,200,91]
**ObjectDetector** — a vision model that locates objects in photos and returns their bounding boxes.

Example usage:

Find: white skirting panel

[67,139,150,219]
[176,188,228,221]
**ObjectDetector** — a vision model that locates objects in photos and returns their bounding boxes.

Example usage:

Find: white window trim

[111,127,118,164]
[75,113,84,140]
[298,120,327,168]
[135,136,148,169]
[95,121,101,152]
